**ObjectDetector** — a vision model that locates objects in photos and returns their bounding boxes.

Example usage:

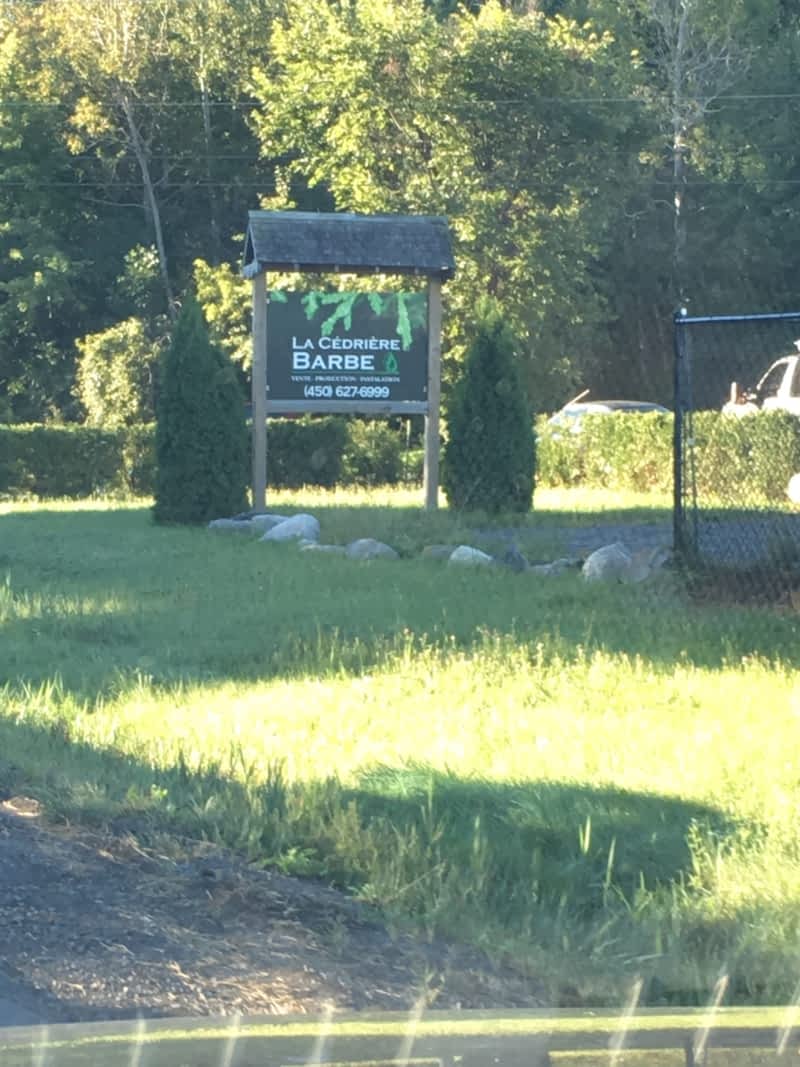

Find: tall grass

[1,494,798,1006]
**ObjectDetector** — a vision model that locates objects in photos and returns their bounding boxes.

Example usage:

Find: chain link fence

[674,310,800,598]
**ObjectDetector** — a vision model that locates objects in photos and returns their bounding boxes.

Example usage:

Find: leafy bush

[153,295,249,524]
[7,409,799,504]
[0,418,419,500]
[120,423,157,495]
[692,411,800,504]
[536,409,800,503]
[536,412,674,493]
[443,302,535,513]
[342,419,404,486]
[0,425,123,497]
[74,317,160,428]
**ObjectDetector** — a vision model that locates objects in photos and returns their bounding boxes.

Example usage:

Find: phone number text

[303,385,391,399]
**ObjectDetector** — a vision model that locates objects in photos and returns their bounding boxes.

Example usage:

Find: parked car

[723,342,800,417]
[548,399,670,434]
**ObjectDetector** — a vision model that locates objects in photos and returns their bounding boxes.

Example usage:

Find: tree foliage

[251,0,634,408]
[443,301,535,513]
[1,0,799,423]
[75,318,160,429]
[153,295,248,524]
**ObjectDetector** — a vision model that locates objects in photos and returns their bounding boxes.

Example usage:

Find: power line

[15,144,800,165]
[2,92,800,108]
[0,100,262,108]
[3,176,800,190]
[0,180,279,187]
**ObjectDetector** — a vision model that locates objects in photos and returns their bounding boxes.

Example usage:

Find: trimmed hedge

[0,424,150,498]
[536,410,800,502]
[536,412,673,493]
[0,417,419,499]
[267,417,348,489]
[342,419,405,487]
[5,412,799,503]
[6,412,799,503]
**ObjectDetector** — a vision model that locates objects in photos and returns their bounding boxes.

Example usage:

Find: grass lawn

[1,489,799,1007]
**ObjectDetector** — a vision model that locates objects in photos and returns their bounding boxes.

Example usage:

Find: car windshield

[3,1,799,1065]
[756,359,790,398]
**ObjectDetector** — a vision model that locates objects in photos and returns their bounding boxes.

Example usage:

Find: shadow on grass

[3,501,800,705]
[0,715,752,1009]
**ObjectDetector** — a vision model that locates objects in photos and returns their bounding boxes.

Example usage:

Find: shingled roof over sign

[242,211,455,280]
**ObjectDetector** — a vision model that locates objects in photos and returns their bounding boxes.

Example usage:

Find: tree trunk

[120,92,176,319]
[670,0,689,307]
[672,124,688,306]
[200,72,222,265]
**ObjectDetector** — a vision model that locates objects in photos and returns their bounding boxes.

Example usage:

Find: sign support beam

[251,274,267,511]
[424,277,442,510]
[243,212,453,512]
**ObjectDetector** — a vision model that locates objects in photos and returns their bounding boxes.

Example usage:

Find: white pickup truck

[725,343,800,416]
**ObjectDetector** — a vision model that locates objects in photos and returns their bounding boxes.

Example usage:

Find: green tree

[443,301,535,512]
[0,6,99,420]
[41,0,180,315]
[75,318,160,428]
[193,258,251,369]
[557,0,788,401]
[153,295,249,523]
[41,0,276,319]
[172,0,279,264]
[0,0,272,419]
[251,0,634,409]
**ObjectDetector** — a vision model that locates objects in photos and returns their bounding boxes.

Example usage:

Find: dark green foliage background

[443,304,535,513]
[4,0,800,423]
[153,296,249,524]
[341,419,406,487]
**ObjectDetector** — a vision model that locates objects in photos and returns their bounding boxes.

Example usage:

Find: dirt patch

[0,799,543,1024]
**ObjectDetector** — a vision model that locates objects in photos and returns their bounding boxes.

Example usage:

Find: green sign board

[267,290,428,406]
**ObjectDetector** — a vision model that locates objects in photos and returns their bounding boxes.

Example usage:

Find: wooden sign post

[243,212,454,511]
[251,273,268,512]
[424,277,442,510]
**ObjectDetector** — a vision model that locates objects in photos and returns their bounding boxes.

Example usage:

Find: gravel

[480,521,673,562]
[480,513,800,569]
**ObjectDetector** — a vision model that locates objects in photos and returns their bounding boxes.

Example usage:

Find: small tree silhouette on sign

[443,301,535,514]
[153,294,249,524]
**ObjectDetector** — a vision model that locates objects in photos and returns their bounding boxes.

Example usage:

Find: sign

[267,290,428,406]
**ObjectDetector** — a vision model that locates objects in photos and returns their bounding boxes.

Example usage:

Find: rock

[300,543,346,555]
[448,545,494,566]
[259,513,320,543]
[248,513,289,532]
[232,509,286,525]
[209,513,288,534]
[499,545,528,573]
[345,538,399,561]
[582,542,632,581]
[623,545,672,583]
[207,518,261,534]
[528,558,574,577]
[421,544,459,561]
[582,543,671,583]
